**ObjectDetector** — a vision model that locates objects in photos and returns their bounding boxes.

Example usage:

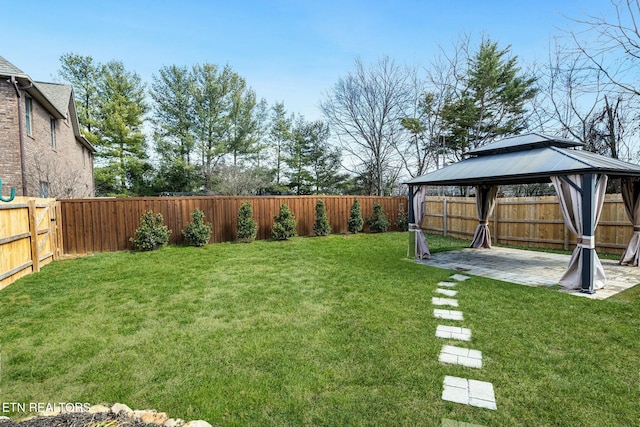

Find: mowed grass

[1,232,639,426]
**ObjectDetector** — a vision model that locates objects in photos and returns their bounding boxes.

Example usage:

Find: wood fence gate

[0,198,62,290]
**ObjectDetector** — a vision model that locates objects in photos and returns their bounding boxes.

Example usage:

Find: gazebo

[406,133,640,294]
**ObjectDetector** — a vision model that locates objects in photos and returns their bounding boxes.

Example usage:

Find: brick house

[0,56,94,199]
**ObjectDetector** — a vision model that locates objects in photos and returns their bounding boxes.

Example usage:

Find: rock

[0,416,11,423]
[184,421,213,427]
[141,412,168,425]
[164,418,185,427]
[88,405,111,414]
[133,410,152,420]
[39,410,61,417]
[112,403,133,416]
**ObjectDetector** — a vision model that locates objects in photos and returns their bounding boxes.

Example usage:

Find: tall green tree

[150,65,200,192]
[57,53,100,141]
[95,61,149,194]
[268,102,294,190]
[441,39,537,159]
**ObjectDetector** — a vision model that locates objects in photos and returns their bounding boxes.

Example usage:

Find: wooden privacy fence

[0,197,62,290]
[422,194,632,254]
[60,195,408,255]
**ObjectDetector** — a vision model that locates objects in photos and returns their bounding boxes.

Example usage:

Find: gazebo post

[407,185,416,258]
[581,173,595,294]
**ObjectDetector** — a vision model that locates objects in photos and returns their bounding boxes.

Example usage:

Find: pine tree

[348,198,364,234]
[272,204,297,240]
[367,202,389,233]
[313,199,331,236]
[237,202,258,242]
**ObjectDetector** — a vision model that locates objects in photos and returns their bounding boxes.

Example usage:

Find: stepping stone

[433,309,463,321]
[439,345,482,369]
[436,325,472,341]
[450,274,470,281]
[436,288,457,297]
[432,297,459,307]
[441,418,487,427]
[438,281,457,288]
[442,376,496,410]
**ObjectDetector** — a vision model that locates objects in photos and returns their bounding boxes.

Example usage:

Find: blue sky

[3,0,611,120]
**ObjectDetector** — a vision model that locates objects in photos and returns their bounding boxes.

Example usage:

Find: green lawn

[1,232,638,426]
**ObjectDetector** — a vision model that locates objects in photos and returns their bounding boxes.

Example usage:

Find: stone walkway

[434,274,497,424]
[418,247,640,299]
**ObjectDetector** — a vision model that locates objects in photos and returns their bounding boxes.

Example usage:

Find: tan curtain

[550,174,608,290]
[620,177,640,266]
[411,185,431,259]
[470,185,498,249]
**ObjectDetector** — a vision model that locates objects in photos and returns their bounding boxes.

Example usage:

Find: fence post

[443,197,448,237]
[493,198,500,244]
[28,199,40,272]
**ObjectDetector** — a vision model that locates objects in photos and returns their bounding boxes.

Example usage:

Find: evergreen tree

[237,202,258,242]
[442,39,537,159]
[272,204,297,240]
[367,202,390,233]
[348,198,364,234]
[313,199,331,236]
[182,208,212,246]
[95,61,149,195]
[58,53,100,138]
[268,102,294,191]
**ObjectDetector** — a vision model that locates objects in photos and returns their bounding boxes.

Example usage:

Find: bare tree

[31,154,93,199]
[321,56,413,195]
[570,0,640,97]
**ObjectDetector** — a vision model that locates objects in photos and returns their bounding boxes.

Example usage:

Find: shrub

[130,211,172,251]
[237,202,258,243]
[272,204,297,240]
[182,208,212,246]
[396,204,409,231]
[313,199,331,236]
[347,198,364,234]
[367,203,390,233]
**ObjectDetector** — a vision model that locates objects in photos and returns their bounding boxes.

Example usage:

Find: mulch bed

[0,412,161,427]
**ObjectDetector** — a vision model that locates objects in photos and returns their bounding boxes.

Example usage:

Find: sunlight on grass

[1,232,638,426]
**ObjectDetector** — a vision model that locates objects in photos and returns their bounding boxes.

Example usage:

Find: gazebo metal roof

[406,133,640,186]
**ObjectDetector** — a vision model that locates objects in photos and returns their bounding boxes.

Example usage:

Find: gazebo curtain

[620,177,640,266]
[470,185,498,249]
[550,174,608,290]
[412,185,431,259]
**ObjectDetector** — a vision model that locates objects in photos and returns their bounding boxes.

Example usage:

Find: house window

[50,118,56,148]
[25,97,32,135]
[39,181,49,198]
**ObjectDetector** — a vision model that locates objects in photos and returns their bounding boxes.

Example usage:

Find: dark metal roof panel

[406,147,640,186]
[466,133,583,156]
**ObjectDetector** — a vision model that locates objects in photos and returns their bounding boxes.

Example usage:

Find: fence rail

[422,194,632,254]
[0,197,62,290]
[60,195,408,255]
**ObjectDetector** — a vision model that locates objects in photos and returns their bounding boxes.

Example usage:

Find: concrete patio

[417,247,640,300]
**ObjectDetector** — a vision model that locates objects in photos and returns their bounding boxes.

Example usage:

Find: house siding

[0,81,23,196]
[0,79,94,198]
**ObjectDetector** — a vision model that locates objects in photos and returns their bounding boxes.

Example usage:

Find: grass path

[1,233,638,426]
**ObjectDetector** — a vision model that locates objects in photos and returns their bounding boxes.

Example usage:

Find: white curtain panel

[550,174,608,290]
[470,185,498,249]
[620,177,640,266]
[412,185,431,259]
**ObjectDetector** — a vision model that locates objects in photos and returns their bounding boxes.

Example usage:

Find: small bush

[182,208,212,246]
[272,204,297,240]
[367,203,389,233]
[130,211,172,251]
[347,198,364,234]
[313,199,331,236]
[237,202,258,242]
[396,204,409,231]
